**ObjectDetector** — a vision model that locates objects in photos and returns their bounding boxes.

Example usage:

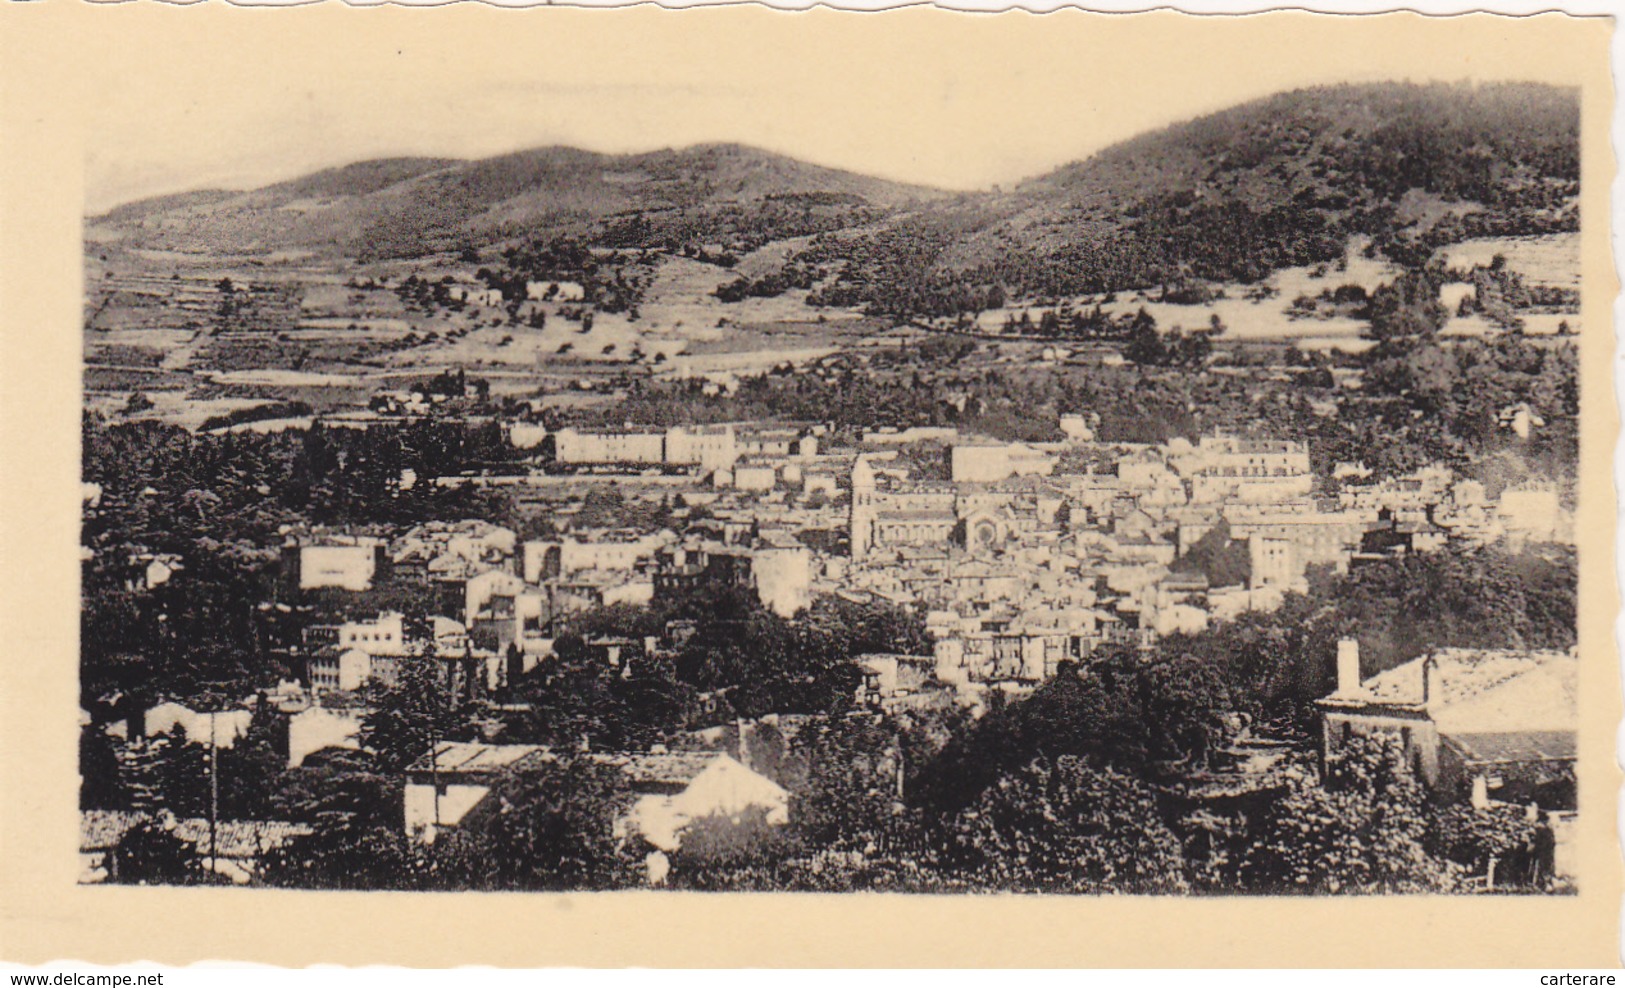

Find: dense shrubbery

[197,401,314,433]
[714,263,820,302]
[595,195,886,258]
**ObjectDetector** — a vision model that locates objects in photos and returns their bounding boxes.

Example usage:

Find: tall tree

[1124,309,1167,366]
[430,757,637,891]
[950,754,1189,893]
[359,655,477,774]
[1365,270,1448,344]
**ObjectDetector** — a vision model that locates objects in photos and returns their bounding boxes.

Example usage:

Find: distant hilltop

[89,81,1578,304]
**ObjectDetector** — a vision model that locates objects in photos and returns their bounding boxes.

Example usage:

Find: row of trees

[582,325,1575,488]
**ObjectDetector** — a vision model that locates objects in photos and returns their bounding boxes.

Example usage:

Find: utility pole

[895,740,905,801]
[208,705,219,879]
[425,649,442,843]
[431,718,441,840]
[197,684,233,882]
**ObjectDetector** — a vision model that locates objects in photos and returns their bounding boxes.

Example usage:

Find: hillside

[793,81,1580,315]
[89,143,946,260]
[88,82,1579,315]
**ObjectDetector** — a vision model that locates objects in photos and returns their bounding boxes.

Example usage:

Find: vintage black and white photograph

[71,8,1595,904]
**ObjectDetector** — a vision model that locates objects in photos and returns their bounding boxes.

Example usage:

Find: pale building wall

[952,446,1013,483]
[466,570,525,622]
[404,781,495,842]
[445,527,517,559]
[1019,637,1048,681]
[525,538,663,582]
[666,426,738,471]
[735,466,777,492]
[951,444,1054,484]
[508,424,549,450]
[553,428,666,465]
[299,545,377,591]
[1248,536,1298,591]
[339,613,405,655]
[934,638,968,685]
[603,581,656,608]
[1322,709,1440,784]
[1119,459,1170,489]
[752,547,811,618]
[521,541,552,584]
[1152,602,1210,637]
[144,703,252,748]
[337,649,372,692]
[287,707,364,767]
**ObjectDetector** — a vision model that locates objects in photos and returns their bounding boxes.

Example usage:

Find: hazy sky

[79,7,1596,213]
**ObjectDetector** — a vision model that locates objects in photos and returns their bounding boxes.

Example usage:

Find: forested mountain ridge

[793,81,1579,314]
[91,82,1578,313]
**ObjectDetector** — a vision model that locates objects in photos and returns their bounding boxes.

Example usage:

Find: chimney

[1336,639,1360,695]
[735,717,749,767]
[1422,656,1435,705]
[1471,774,1489,810]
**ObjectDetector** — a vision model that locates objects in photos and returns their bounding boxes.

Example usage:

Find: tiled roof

[406,741,545,775]
[590,751,727,787]
[427,554,483,577]
[80,810,312,856]
[81,810,145,851]
[405,744,748,790]
[1430,652,1577,735]
[1328,649,1577,736]
[1350,649,1572,710]
[1442,731,1576,765]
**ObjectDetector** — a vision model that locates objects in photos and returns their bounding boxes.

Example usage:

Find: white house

[287,704,365,767]
[142,702,253,747]
[601,750,790,852]
[402,743,788,852]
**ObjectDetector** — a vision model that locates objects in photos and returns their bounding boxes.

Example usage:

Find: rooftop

[875,509,957,522]
[589,751,732,787]
[80,810,314,856]
[407,741,545,775]
[405,744,744,789]
[1442,731,1576,765]
[1325,648,1577,735]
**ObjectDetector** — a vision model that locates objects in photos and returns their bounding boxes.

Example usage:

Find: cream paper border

[0,4,1616,967]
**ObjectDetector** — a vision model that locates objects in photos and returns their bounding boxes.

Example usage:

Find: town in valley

[80,81,1581,894]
